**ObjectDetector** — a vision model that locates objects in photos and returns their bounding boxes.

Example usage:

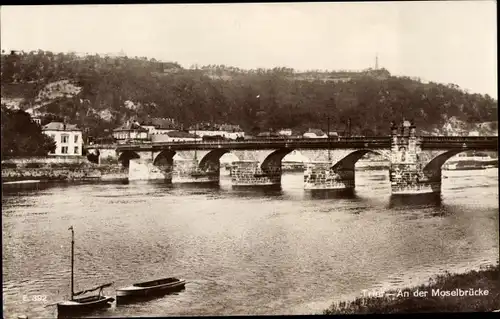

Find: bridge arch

[198,149,232,171]
[331,149,391,170]
[422,150,469,172]
[153,150,176,167]
[118,150,140,168]
[261,149,294,170]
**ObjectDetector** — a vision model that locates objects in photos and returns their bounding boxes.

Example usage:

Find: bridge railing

[114,136,392,148]
[421,136,498,142]
[92,135,497,150]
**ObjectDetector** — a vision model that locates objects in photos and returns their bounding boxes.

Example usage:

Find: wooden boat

[57,293,114,316]
[116,277,185,300]
[56,226,114,316]
[3,179,40,185]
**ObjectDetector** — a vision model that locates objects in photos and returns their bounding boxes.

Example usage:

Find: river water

[2,168,498,318]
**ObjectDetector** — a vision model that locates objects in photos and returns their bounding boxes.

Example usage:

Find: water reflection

[116,287,186,306]
[1,180,131,196]
[303,189,357,200]
[171,182,220,190]
[388,193,442,209]
[230,185,284,198]
[57,304,113,319]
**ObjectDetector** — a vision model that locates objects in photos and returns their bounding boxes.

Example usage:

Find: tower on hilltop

[375,53,379,70]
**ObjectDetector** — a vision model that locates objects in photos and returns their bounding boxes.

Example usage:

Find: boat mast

[194,123,198,160]
[69,226,74,300]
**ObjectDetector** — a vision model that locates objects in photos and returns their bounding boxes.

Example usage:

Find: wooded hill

[1,50,497,139]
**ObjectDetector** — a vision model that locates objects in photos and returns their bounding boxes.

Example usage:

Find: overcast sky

[1,2,497,98]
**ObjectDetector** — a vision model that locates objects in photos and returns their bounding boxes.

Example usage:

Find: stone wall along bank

[1,160,128,182]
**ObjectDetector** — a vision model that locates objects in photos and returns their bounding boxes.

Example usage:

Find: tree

[1,106,56,159]
[1,50,497,137]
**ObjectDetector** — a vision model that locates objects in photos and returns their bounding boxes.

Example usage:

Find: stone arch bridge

[88,134,497,195]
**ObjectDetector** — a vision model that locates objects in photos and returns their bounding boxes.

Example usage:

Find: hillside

[1,50,497,139]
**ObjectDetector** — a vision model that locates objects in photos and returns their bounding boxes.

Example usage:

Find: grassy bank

[324,263,499,314]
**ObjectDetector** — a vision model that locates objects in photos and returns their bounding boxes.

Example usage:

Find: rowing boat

[116,277,185,301]
[57,293,114,316]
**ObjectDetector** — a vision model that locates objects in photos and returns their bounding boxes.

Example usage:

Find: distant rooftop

[114,121,148,132]
[189,122,242,132]
[140,117,178,130]
[305,128,326,136]
[43,122,80,131]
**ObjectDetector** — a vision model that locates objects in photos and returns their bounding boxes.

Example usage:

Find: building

[188,123,245,140]
[190,130,244,140]
[139,117,179,135]
[303,129,327,138]
[218,124,243,132]
[112,121,149,143]
[278,129,293,136]
[327,131,339,137]
[151,130,201,143]
[31,116,42,125]
[42,122,83,156]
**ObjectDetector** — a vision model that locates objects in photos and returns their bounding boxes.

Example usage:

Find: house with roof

[327,131,339,137]
[30,114,42,126]
[42,122,83,156]
[139,117,179,135]
[303,129,327,138]
[278,128,293,136]
[112,121,149,143]
[187,122,245,140]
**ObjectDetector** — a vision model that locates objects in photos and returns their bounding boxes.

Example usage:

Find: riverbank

[1,157,127,183]
[323,263,499,314]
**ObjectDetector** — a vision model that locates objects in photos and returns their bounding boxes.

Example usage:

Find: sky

[0,2,497,98]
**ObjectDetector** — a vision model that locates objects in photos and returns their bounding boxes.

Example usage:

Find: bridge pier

[230,150,284,187]
[390,163,441,194]
[303,161,355,190]
[172,158,220,184]
[388,120,443,194]
[230,160,281,186]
